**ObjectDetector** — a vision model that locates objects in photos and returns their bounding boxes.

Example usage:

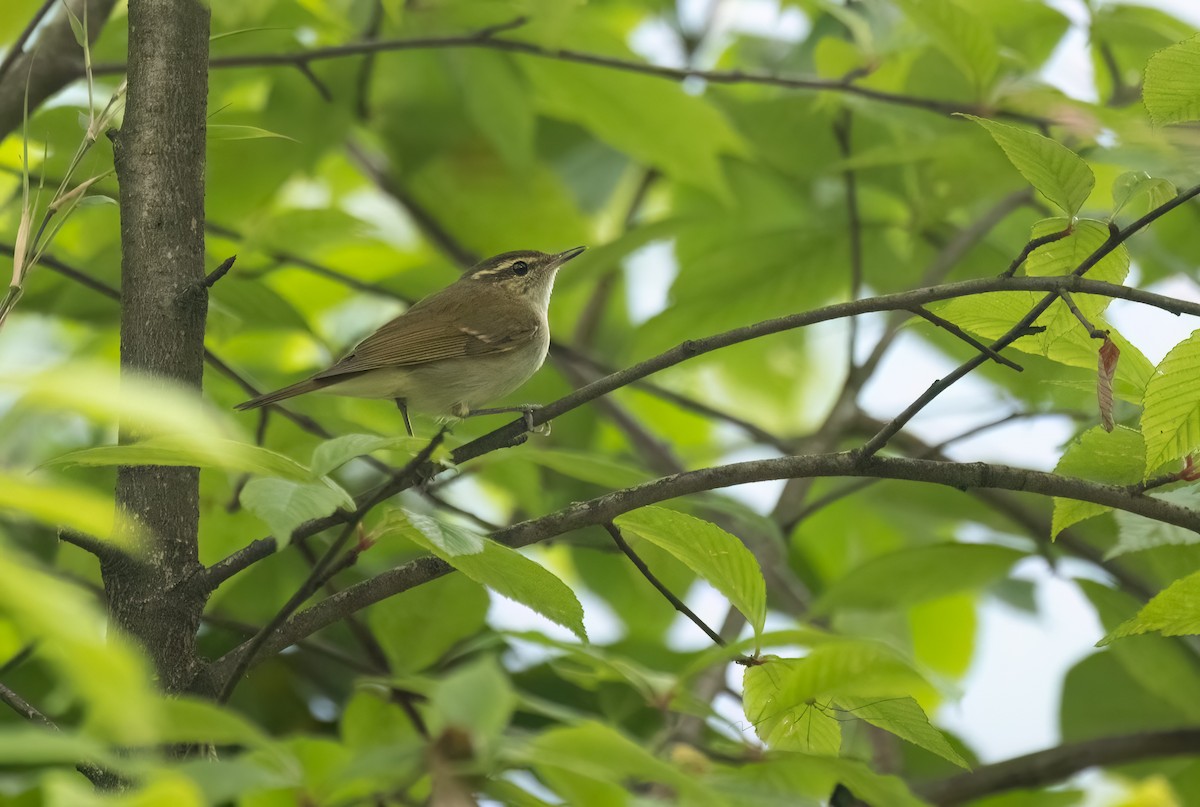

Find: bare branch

[210,451,1200,678]
[204,254,237,287]
[1057,289,1107,339]
[88,22,1048,125]
[1001,226,1073,278]
[860,183,1200,460]
[910,305,1024,371]
[918,728,1200,806]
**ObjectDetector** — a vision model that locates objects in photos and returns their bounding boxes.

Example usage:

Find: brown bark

[103,0,211,694]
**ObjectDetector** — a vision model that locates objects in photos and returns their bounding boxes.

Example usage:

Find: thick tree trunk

[103,0,210,694]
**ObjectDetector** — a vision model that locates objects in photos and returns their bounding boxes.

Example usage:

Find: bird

[235,246,586,435]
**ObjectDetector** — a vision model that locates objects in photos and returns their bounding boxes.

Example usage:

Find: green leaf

[156,697,271,747]
[711,755,930,807]
[1110,489,1200,558]
[1142,329,1200,474]
[616,506,767,638]
[6,362,236,445]
[309,434,429,477]
[961,116,1095,215]
[46,436,313,481]
[1051,426,1144,537]
[896,0,999,91]
[511,448,652,489]
[368,574,489,674]
[1112,171,1177,218]
[1144,35,1200,125]
[0,472,134,545]
[525,722,709,803]
[517,32,745,198]
[835,695,969,768]
[431,656,516,742]
[451,50,535,167]
[815,544,1023,613]
[0,549,158,744]
[239,477,353,545]
[742,644,931,754]
[386,511,587,641]
[0,726,114,768]
[60,0,87,48]
[1100,569,1200,644]
[209,124,298,142]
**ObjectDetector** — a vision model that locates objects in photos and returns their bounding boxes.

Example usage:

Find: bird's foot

[466,404,549,436]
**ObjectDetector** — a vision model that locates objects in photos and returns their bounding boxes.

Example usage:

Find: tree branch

[209,451,1200,679]
[917,728,1200,806]
[859,183,1200,460]
[89,24,1048,125]
[202,270,1200,588]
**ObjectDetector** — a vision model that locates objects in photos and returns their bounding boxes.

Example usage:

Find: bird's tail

[235,378,323,411]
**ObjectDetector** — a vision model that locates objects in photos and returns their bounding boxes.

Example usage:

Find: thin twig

[833,109,863,366]
[216,428,447,701]
[0,643,36,677]
[204,254,237,287]
[860,183,1200,461]
[1000,226,1072,278]
[0,681,114,787]
[1057,290,1107,339]
[88,22,1047,125]
[910,306,1024,370]
[604,523,725,646]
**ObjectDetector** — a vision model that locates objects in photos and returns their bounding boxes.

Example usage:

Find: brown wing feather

[315,296,540,380]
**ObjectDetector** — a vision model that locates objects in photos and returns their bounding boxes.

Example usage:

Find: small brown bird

[236,247,586,433]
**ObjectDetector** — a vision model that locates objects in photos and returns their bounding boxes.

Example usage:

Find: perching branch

[918,728,1200,806]
[209,451,1200,680]
[203,270,1200,588]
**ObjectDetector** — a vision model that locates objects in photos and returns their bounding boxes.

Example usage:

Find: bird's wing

[315,304,541,379]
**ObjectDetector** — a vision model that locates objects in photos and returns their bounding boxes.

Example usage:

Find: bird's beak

[553,246,587,267]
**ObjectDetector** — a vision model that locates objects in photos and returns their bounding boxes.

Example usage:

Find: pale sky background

[480,1,1200,798]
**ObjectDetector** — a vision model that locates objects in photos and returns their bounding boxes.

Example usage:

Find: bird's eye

[511,260,529,276]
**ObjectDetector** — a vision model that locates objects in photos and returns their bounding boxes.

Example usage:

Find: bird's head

[464,246,586,310]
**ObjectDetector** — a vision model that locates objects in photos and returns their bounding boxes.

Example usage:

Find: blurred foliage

[3,0,1200,805]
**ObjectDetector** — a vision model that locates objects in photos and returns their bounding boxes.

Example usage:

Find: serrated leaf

[209,124,298,142]
[835,695,969,769]
[309,434,430,477]
[1110,488,1200,558]
[1142,330,1200,474]
[616,507,767,638]
[814,544,1023,613]
[743,645,930,755]
[46,436,312,481]
[895,0,998,91]
[1100,569,1200,644]
[1051,426,1145,537]
[239,478,353,545]
[1144,35,1200,125]
[385,511,587,641]
[962,116,1095,215]
[1112,171,1177,218]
